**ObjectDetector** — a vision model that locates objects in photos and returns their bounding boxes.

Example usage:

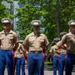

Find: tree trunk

[56,0,60,37]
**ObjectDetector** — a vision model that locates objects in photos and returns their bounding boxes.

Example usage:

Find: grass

[25,61,53,65]
[44,61,53,65]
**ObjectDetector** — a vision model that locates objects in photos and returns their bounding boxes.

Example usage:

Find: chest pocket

[29,37,35,44]
[39,38,44,42]
[38,38,45,46]
[7,36,14,44]
[0,37,4,40]
[67,36,75,43]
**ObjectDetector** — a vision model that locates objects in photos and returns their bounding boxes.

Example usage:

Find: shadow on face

[33,25,40,30]
[3,23,11,31]
[70,25,75,33]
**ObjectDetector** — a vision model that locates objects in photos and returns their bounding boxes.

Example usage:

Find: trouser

[0,49,14,75]
[28,52,44,75]
[59,54,66,75]
[53,56,59,75]
[15,57,26,75]
[12,50,15,75]
[65,53,75,75]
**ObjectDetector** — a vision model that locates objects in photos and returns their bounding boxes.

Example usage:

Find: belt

[30,51,42,54]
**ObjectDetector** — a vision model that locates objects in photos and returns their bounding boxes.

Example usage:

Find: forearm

[13,42,19,51]
[23,44,29,52]
[43,45,48,53]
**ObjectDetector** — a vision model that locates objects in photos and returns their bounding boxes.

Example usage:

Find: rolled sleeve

[61,34,67,44]
[44,35,49,46]
[23,36,29,47]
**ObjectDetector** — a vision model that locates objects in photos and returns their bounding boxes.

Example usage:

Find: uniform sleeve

[61,34,67,44]
[44,35,49,46]
[23,35,29,47]
[20,43,26,55]
[13,32,19,44]
[50,45,58,52]
[21,44,26,52]
[16,44,20,52]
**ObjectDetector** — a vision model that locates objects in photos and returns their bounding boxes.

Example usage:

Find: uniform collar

[1,30,13,34]
[32,32,40,37]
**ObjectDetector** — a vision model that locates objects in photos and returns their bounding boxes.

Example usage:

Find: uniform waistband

[30,51,42,54]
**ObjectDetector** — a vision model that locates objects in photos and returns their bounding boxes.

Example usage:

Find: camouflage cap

[31,20,41,26]
[68,20,75,26]
[1,18,13,25]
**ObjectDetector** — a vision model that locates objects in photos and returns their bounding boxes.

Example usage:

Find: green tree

[16,0,57,41]
[16,0,75,43]
[0,0,14,31]
[0,4,8,30]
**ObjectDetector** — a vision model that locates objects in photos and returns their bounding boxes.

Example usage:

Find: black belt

[30,51,42,54]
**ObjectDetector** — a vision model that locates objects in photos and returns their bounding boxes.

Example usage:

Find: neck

[4,29,10,32]
[34,31,39,34]
[34,32,40,37]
